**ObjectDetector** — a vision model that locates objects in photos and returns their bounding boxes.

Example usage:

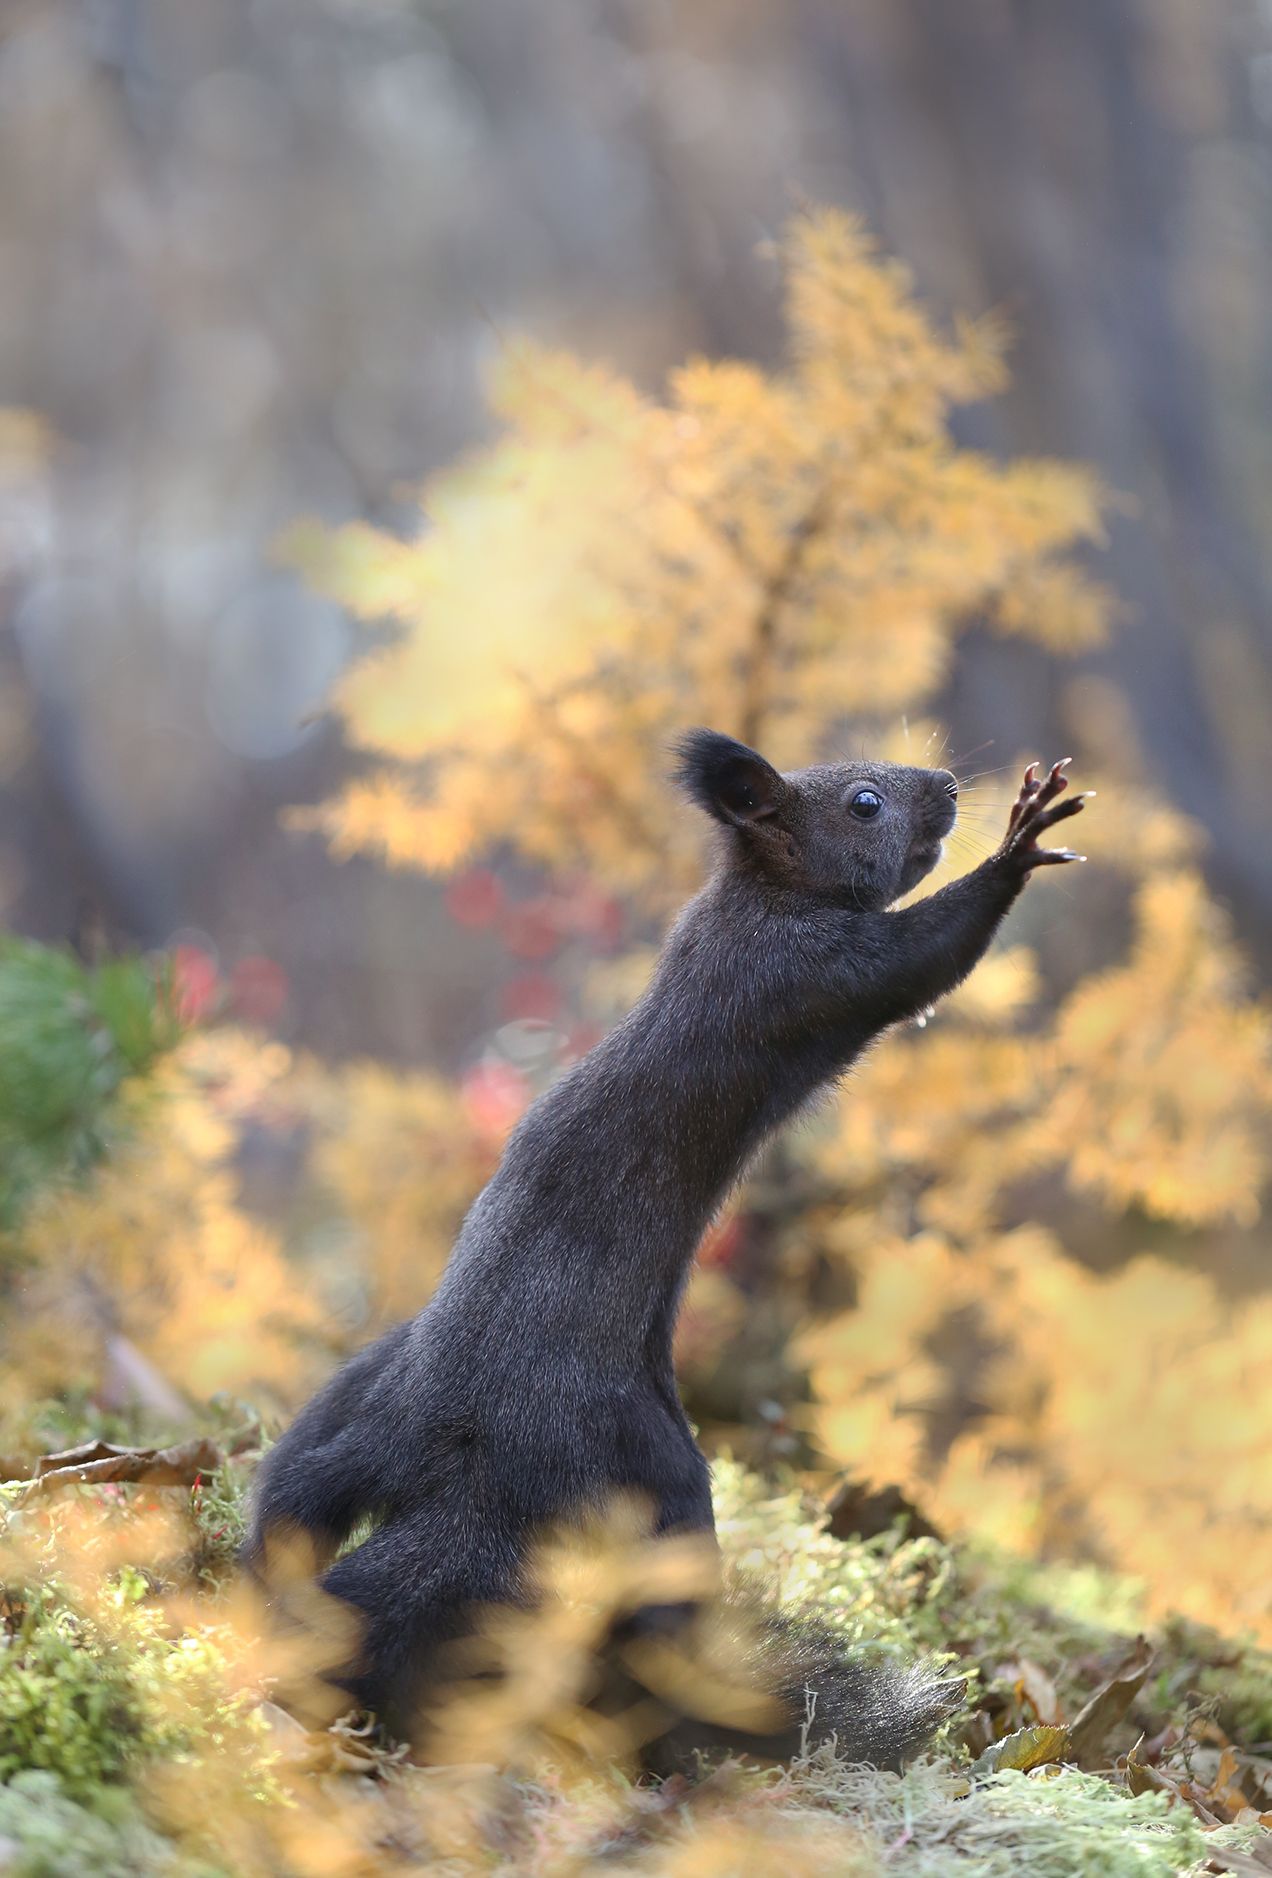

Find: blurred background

[2,0,1271,1641]
[4,0,1272,1039]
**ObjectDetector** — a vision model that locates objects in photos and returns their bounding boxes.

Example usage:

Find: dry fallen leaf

[971,1723,1072,1776]
[996,1656,1062,1725]
[24,1437,224,1494]
[1069,1636,1154,1767]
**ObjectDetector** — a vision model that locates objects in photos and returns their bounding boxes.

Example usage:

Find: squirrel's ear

[673,729,790,828]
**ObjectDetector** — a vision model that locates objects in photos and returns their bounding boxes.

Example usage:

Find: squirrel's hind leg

[243,1323,412,1572]
[319,1512,517,1744]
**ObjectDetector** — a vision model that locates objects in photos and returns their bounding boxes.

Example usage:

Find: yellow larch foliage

[296,1058,498,1325]
[277,208,1272,1636]
[809,854,1270,1238]
[1035,872,1272,1226]
[803,1224,1272,1638]
[798,858,1271,1633]
[1,1028,496,1441]
[948,1240,1272,1635]
[5,1035,328,1417]
[799,1233,960,1493]
[286,211,1110,909]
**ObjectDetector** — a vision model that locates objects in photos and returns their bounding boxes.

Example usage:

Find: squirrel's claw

[1001,760,1091,873]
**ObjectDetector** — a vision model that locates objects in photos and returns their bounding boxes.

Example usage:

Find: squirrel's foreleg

[864,758,1089,1028]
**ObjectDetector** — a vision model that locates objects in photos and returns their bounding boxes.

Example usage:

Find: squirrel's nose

[936,770,958,800]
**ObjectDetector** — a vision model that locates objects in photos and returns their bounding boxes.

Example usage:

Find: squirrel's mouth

[895,840,945,899]
[930,799,958,842]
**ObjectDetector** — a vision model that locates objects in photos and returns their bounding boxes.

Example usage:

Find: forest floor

[1,1410,1271,1877]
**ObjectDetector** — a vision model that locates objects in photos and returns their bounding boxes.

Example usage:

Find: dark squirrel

[245,731,1087,1766]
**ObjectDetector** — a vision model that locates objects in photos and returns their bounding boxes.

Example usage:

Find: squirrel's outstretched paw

[999,759,1092,873]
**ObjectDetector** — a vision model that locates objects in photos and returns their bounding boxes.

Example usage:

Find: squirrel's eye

[850,789,884,820]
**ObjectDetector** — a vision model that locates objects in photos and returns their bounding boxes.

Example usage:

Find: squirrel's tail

[641,1614,965,1775]
[793,1652,967,1769]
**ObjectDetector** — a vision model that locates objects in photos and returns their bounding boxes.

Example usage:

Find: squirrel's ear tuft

[673,729,790,828]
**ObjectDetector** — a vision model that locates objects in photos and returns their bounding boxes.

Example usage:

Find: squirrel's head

[675,729,958,910]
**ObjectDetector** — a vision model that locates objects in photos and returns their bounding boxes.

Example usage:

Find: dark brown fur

[245,732,1085,1764]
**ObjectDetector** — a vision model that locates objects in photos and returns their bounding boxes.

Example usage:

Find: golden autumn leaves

[274,210,1272,1638]
[281,212,1110,901]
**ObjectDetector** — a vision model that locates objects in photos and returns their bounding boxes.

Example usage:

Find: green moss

[780,1759,1209,1877]
[0,1770,215,1877]
[187,1455,253,1587]
[0,1589,149,1797]
[0,1562,276,1813]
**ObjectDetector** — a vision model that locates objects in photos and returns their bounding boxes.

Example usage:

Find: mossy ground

[1,1421,1269,1877]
